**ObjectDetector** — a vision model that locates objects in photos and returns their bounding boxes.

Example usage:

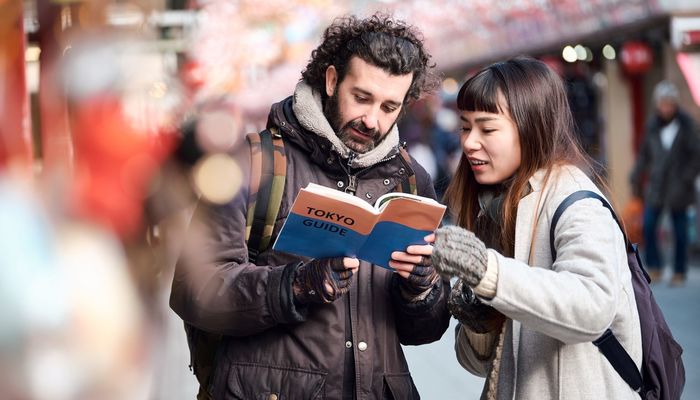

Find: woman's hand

[432,226,488,287]
[389,234,440,301]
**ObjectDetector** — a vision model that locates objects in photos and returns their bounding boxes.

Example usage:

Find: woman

[430,57,642,399]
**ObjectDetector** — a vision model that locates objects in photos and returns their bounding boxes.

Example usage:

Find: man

[630,80,700,286]
[170,14,450,399]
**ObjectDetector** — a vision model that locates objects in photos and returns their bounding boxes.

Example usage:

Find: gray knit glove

[432,225,488,287]
[448,280,505,333]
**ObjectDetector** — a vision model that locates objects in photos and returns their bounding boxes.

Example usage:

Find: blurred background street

[2,0,700,399]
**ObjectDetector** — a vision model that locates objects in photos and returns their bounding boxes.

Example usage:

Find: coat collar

[291,81,401,168]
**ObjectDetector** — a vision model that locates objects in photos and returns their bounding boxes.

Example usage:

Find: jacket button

[358,341,367,351]
[345,340,352,348]
[327,157,334,165]
[337,181,345,188]
[269,394,278,400]
[365,193,373,199]
[383,179,391,185]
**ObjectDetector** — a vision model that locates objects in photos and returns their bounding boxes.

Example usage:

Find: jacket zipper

[342,152,399,195]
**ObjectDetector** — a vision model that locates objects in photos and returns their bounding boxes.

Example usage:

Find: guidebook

[272,183,446,269]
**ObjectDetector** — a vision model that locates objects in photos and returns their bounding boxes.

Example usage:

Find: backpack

[550,190,685,400]
[185,128,417,399]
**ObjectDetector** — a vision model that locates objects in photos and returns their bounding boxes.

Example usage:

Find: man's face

[656,99,677,122]
[324,57,413,153]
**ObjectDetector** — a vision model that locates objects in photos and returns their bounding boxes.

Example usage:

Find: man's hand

[293,257,359,305]
[432,226,488,287]
[390,234,440,302]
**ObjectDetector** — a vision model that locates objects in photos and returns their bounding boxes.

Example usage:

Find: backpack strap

[396,147,418,195]
[549,190,628,260]
[550,190,643,393]
[245,127,286,263]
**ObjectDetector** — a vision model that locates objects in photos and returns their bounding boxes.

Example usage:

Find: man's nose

[361,108,379,131]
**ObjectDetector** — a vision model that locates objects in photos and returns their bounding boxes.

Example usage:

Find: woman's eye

[460,127,471,133]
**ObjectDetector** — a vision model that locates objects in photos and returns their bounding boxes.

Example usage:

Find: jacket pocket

[383,373,420,400]
[211,362,327,400]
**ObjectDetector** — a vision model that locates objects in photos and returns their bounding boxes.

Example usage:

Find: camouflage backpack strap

[245,127,287,263]
[396,146,418,195]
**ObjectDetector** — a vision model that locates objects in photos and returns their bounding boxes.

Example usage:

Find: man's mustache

[347,119,378,138]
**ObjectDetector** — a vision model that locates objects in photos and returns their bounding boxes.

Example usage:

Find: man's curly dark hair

[301,13,439,104]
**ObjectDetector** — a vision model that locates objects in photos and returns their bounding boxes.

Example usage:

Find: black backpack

[550,190,685,400]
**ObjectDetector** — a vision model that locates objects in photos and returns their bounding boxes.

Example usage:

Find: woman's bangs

[457,70,502,114]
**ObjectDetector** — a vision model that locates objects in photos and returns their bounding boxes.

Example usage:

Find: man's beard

[325,91,381,154]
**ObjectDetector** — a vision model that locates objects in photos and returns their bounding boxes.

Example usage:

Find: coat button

[358,341,367,351]
[398,168,405,175]
[337,181,345,188]
[327,157,334,165]
[269,394,278,400]
[345,340,352,348]
[383,179,391,185]
[365,193,373,199]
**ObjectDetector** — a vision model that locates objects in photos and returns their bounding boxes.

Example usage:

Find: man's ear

[325,65,338,97]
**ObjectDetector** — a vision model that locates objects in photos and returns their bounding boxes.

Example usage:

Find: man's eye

[355,96,368,103]
[382,106,397,113]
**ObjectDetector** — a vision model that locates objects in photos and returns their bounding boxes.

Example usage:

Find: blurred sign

[383,0,662,70]
[620,41,653,75]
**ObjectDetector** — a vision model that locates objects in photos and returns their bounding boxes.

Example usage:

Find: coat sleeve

[683,114,700,180]
[481,198,625,344]
[169,144,308,337]
[390,159,451,345]
[629,122,652,196]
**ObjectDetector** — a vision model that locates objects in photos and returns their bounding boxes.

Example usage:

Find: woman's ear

[325,65,338,97]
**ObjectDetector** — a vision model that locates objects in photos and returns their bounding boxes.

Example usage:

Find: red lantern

[620,41,653,75]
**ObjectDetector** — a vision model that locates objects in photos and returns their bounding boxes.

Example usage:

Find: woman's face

[459,94,522,185]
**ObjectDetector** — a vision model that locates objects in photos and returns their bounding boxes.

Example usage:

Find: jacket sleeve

[481,198,625,345]
[390,159,451,345]
[169,145,308,337]
[682,114,700,180]
[629,122,652,196]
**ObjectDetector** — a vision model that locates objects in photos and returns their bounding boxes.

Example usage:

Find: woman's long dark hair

[444,57,603,255]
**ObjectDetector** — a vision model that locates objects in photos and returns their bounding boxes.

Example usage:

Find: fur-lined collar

[292,81,400,168]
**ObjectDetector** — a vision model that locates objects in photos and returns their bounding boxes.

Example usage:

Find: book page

[374,191,440,212]
[305,182,376,213]
[357,197,446,268]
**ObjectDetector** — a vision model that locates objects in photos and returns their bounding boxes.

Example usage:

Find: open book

[272,183,446,268]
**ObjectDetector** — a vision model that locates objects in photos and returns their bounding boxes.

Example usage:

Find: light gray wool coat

[456,165,642,400]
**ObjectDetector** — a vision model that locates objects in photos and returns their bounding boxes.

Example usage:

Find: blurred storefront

[378,0,700,210]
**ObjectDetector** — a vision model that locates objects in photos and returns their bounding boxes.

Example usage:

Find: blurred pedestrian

[170,13,450,400]
[630,81,700,286]
[431,57,642,399]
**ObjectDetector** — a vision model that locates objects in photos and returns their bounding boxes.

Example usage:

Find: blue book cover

[272,183,446,268]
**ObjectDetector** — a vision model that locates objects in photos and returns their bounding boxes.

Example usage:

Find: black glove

[448,280,505,334]
[292,257,353,305]
[432,225,488,287]
[398,254,440,301]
